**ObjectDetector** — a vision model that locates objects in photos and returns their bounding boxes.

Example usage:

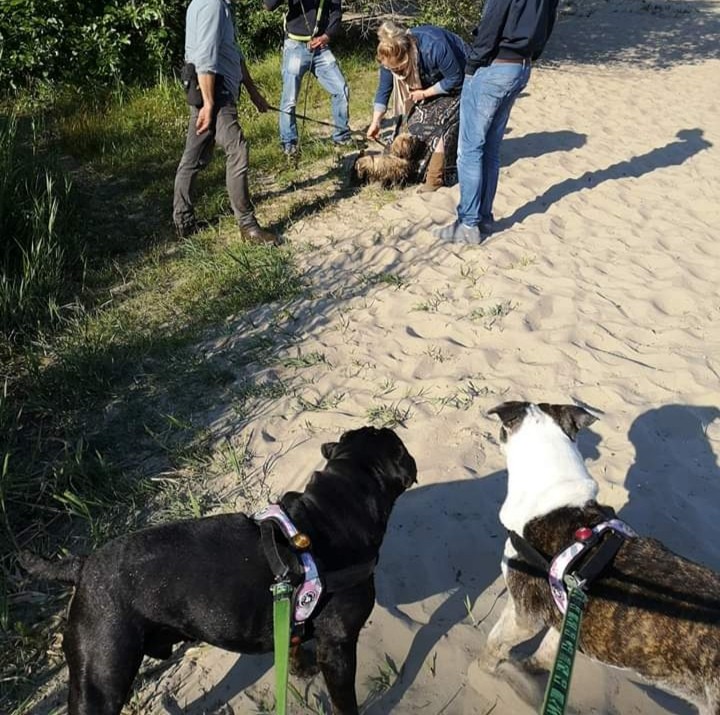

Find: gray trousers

[173,103,259,231]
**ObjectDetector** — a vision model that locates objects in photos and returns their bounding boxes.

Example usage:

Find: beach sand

[34,0,720,712]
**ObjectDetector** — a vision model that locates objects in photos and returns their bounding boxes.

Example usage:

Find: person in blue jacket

[434,0,560,242]
[366,21,470,192]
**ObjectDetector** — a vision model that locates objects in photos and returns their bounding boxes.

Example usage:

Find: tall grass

[0,115,81,342]
[1,40,380,711]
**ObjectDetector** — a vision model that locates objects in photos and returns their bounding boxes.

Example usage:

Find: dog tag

[292,533,312,550]
[574,527,593,541]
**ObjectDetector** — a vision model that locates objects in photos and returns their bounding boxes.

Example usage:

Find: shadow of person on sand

[496,128,712,233]
[617,403,720,714]
[502,129,587,168]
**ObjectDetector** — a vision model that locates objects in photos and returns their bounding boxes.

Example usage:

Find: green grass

[0,40,383,712]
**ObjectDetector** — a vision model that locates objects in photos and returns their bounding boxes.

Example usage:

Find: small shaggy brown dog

[351,133,425,187]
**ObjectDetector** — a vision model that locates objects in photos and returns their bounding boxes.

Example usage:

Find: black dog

[21,426,417,715]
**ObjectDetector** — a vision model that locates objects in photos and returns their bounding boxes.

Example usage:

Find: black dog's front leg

[316,637,360,715]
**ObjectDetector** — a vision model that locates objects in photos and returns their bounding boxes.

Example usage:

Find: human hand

[366,121,381,140]
[409,89,426,103]
[251,91,270,113]
[308,34,329,50]
[196,104,213,134]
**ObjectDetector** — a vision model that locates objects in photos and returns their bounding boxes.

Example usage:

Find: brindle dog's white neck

[499,405,598,534]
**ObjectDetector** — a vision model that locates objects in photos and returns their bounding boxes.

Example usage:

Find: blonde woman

[367,21,470,192]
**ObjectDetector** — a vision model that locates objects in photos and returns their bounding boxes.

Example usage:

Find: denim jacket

[373,25,470,112]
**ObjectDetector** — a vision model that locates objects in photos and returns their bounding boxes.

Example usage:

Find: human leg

[479,65,531,224]
[312,47,351,143]
[279,39,312,149]
[456,64,528,227]
[214,104,275,243]
[173,107,215,233]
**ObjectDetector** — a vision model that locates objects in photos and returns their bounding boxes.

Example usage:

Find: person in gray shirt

[173,0,276,243]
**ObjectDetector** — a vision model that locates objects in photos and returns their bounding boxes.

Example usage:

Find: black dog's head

[321,425,417,493]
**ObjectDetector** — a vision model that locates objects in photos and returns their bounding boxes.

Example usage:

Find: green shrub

[0,0,284,94]
[416,0,484,39]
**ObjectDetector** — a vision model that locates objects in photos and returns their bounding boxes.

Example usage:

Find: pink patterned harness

[548,519,637,614]
[253,504,323,624]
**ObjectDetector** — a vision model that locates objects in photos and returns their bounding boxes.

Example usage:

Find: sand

[33,0,720,712]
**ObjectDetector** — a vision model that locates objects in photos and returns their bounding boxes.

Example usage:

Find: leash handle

[541,582,587,715]
[271,580,293,715]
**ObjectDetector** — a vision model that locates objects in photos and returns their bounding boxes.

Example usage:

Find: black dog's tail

[19,550,84,584]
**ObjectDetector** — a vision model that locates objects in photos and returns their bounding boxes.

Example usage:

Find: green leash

[540,578,588,715]
[271,580,294,715]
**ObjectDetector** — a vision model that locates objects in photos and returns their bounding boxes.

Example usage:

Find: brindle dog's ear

[321,442,338,460]
[539,403,598,441]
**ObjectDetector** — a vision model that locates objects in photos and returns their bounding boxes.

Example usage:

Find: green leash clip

[271,580,294,715]
[541,578,588,715]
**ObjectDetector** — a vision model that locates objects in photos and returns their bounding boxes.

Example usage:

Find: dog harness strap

[508,529,551,573]
[260,521,292,582]
[254,505,323,623]
[549,519,637,614]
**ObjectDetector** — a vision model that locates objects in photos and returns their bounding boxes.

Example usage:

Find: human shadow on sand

[502,129,587,168]
[497,128,712,233]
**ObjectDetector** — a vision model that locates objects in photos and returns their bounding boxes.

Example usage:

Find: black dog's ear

[321,442,338,460]
[539,403,598,441]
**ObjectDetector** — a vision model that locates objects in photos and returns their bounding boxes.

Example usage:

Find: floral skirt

[405,94,461,185]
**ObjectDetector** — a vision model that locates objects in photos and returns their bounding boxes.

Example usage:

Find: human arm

[466,0,513,73]
[368,66,394,139]
[240,58,269,112]
[196,73,216,134]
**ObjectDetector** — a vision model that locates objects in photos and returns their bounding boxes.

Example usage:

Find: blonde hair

[376,20,413,67]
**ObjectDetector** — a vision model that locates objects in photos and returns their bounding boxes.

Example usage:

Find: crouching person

[366,21,470,193]
[173,0,277,244]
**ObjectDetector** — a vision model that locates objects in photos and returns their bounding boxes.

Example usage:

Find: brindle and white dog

[484,401,720,715]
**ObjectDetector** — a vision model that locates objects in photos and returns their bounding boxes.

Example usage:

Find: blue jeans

[279,39,350,146]
[457,63,531,227]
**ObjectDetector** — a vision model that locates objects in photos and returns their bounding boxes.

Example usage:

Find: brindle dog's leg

[522,626,559,673]
[483,595,544,670]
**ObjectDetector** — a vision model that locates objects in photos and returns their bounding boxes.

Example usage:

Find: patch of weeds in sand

[232,377,293,421]
[361,270,406,290]
[506,254,537,270]
[425,345,451,363]
[428,651,438,678]
[281,349,330,369]
[344,359,377,378]
[289,683,329,714]
[365,654,401,700]
[460,261,486,287]
[431,380,493,413]
[297,392,346,412]
[469,300,517,330]
[366,403,411,429]
[413,290,449,313]
[373,378,396,397]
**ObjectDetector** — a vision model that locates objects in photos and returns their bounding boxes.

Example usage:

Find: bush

[0,0,284,94]
[416,0,484,39]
